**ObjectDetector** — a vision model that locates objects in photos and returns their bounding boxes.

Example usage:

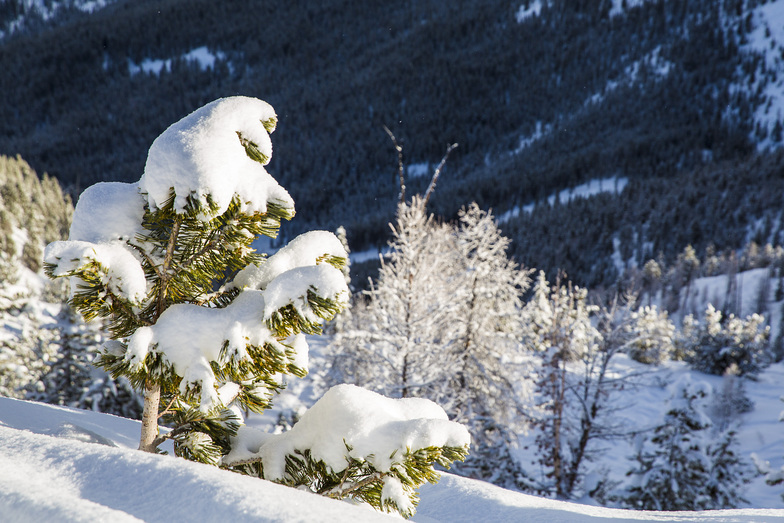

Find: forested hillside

[0,0,782,287]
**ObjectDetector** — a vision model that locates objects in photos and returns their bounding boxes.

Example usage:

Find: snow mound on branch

[68,182,146,243]
[140,96,294,217]
[262,264,349,322]
[44,240,147,303]
[233,230,348,290]
[229,384,471,480]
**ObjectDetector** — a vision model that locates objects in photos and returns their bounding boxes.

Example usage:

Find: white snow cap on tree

[227,384,471,478]
[232,230,348,291]
[139,96,294,216]
[44,182,148,303]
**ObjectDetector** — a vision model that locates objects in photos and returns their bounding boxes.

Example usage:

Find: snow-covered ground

[2,395,784,522]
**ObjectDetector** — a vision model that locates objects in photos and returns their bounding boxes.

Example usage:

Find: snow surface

[2,395,783,522]
[741,0,784,149]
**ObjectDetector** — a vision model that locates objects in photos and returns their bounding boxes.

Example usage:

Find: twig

[423,143,458,207]
[383,125,406,205]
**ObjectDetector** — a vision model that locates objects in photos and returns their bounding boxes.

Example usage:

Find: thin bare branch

[383,125,406,204]
[423,143,458,207]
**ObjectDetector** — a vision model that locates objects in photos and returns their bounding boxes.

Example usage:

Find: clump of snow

[233,230,347,291]
[228,384,470,480]
[140,96,294,217]
[262,264,349,324]
[43,181,149,304]
[43,240,147,303]
[68,182,146,243]
[124,290,274,410]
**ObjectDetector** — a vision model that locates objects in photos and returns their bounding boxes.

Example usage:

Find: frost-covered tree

[329,196,461,399]
[0,288,59,398]
[621,378,750,511]
[446,203,532,485]
[519,271,604,498]
[43,97,467,517]
[624,305,676,364]
[0,156,72,399]
[682,304,770,376]
[27,307,143,419]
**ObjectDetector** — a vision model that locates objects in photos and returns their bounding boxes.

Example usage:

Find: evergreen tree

[624,305,676,364]
[622,378,750,510]
[43,97,467,517]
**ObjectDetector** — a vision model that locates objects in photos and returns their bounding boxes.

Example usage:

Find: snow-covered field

[2,395,784,522]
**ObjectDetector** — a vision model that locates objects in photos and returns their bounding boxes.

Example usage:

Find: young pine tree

[44,97,353,461]
[43,97,468,518]
[622,378,750,511]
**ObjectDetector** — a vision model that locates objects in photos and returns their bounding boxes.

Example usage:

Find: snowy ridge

[1,396,782,522]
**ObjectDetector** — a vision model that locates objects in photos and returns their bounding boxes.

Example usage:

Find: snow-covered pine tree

[43,97,467,518]
[46,97,343,461]
[624,305,676,364]
[622,379,713,511]
[621,378,750,511]
[446,203,532,486]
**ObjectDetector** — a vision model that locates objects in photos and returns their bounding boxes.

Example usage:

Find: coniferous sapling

[44,97,353,460]
[43,97,468,517]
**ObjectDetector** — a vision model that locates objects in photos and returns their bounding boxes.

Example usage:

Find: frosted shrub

[624,305,675,365]
[682,304,770,376]
[44,97,467,518]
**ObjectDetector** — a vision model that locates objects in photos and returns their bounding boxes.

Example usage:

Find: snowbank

[1,396,783,522]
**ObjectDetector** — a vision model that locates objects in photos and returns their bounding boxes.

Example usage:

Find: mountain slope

[0,0,781,286]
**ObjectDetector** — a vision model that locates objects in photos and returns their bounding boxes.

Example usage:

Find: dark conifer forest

[1,0,782,288]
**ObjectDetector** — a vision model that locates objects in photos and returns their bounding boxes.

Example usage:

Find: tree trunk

[138,381,161,452]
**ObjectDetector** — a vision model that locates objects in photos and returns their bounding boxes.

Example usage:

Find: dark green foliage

[235,443,468,519]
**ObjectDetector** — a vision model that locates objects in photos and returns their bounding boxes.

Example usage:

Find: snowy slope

[1,397,784,522]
